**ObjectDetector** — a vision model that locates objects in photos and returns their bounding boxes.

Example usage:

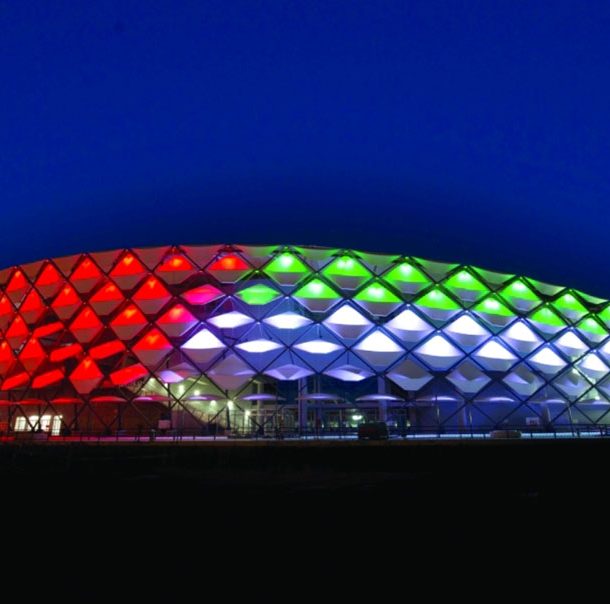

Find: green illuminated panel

[294,279,341,300]
[444,270,488,293]
[575,290,608,305]
[415,288,460,311]
[322,257,371,279]
[597,305,610,327]
[576,317,607,337]
[527,279,563,297]
[473,296,515,317]
[552,292,588,317]
[384,262,430,285]
[354,283,401,304]
[236,284,281,305]
[500,280,541,303]
[529,306,566,327]
[472,267,515,287]
[265,253,310,275]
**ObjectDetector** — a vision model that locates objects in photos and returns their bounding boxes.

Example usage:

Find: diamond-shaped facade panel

[413,335,464,371]
[447,360,491,394]
[384,309,434,346]
[323,305,373,340]
[1,244,609,435]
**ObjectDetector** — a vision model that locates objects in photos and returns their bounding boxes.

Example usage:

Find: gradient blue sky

[2,1,610,295]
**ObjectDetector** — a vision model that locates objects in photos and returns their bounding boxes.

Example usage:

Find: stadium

[1,243,609,440]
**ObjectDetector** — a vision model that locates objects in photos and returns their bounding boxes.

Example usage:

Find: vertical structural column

[377,376,388,423]
[298,378,308,433]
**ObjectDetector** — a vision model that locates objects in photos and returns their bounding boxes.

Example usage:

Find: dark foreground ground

[1,438,605,580]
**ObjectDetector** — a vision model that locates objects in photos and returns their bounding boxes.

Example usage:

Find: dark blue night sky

[2,1,610,295]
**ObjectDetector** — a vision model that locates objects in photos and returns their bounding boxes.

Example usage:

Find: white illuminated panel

[445,315,489,350]
[182,329,226,351]
[293,340,343,354]
[384,309,433,344]
[354,331,403,353]
[353,330,404,366]
[324,305,372,339]
[263,312,312,330]
[181,329,227,365]
[264,364,314,380]
[528,347,567,376]
[501,321,542,354]
[473,340,517,372]
[235,339,283,354]
[413,335,464,370]
[598,341,610,364]
[576,353,609,382]
[208,312,254,329]
[324,365,374,382]
[554,331,588,359]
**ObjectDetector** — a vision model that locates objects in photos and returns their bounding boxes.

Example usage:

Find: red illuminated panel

[35,264,63,298]
[207,254,250,283]
[33,321,63,339]
[90,340,126,360]
[155,254,195,284]
[32,369,64,389]
[5,315,29,349]
[5,269,29,304]
[70,358,103,394]
[70,257,102,294]
[132,277,171,314]
[0,342,16,376]
[50,397,82,405]
[19,338,46,373]
[156,304,198,338]
[49,343,83,363]
[90,282,125,315]
[132,328,173,366]
[0,296,15,332]
[20,289,45,324]
[182,284,224,306]
[110,305,148,340]
[69,306,103,343]
[109,253,147,290]
[1,372,30,391]
[208,254,249,271]
[51,285,81,320]
[110,363,149,386]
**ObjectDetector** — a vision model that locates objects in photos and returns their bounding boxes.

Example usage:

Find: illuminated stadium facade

[1,243,610,438]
